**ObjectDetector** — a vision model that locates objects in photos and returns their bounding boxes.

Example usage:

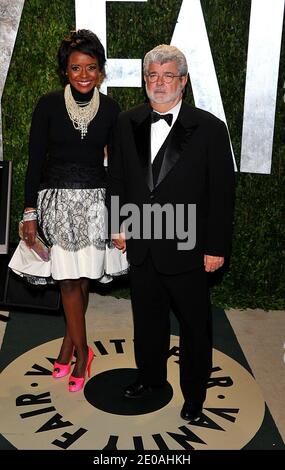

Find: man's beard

[146,83,183,104]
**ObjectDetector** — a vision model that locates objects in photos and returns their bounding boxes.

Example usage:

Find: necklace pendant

[64,84,100,140]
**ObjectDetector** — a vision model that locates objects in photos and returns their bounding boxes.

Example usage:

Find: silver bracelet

[23,211,37,222]
[23,209,36,214]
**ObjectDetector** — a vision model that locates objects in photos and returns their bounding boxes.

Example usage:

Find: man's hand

[204,255,224,272]
[112,232,126,253]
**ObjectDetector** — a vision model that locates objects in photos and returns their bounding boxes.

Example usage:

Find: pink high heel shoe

[52,348,75,379]
[68,346,94,392]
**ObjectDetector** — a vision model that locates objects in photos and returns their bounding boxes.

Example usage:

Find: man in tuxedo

[108,45,235,422]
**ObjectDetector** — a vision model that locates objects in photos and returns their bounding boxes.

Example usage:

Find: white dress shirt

[151,100,182,163]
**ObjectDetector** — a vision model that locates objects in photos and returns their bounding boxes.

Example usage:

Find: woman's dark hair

[58,29,106,83]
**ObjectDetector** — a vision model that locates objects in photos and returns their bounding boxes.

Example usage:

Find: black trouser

[129,255,212,404]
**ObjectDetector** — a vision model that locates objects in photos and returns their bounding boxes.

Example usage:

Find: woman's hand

[23,219,37,247]
[112,232,126,253]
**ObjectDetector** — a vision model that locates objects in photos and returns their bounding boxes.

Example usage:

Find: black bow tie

[151,111,173,127]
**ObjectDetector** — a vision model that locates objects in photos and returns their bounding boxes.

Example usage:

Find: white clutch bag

[8,228,52,279]
[18,221,50,261]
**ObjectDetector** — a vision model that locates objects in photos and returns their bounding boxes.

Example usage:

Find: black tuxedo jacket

[107,101,235,274]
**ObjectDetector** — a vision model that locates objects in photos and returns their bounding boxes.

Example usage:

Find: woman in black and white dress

[13,30,128,392]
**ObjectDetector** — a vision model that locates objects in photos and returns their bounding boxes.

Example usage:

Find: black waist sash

[40,158,106,190]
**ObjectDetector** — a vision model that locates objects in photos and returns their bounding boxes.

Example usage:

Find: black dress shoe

[180,402,203,422]
[124,382,153,398]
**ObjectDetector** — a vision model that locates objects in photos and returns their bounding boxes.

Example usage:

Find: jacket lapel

[130,102,199,191]
[131,107,154,191]
[155,103,198,188]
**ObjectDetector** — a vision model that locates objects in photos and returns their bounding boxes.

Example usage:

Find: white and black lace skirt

[10,188,128,285]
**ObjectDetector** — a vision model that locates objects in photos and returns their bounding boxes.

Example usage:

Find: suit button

[150,194,154,200]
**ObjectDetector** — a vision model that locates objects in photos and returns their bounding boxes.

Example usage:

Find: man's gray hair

[143,44,188,76]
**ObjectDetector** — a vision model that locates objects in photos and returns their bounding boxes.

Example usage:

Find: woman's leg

[59,278,90,377]
[80,277,90,314]
[57,278,90,365]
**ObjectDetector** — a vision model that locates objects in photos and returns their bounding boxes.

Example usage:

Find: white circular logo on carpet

[0,330,265,450]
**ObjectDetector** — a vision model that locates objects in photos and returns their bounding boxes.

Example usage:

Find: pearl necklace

[64,84,100,139]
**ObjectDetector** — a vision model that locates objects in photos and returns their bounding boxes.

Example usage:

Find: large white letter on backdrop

[170,0,236,169]
[75,0,147,94]
[240,0,284,174]
[0,0,25,160]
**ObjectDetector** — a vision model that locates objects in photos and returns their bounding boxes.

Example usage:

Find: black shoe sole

[180,409,202,422]
[124,388,153,399]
